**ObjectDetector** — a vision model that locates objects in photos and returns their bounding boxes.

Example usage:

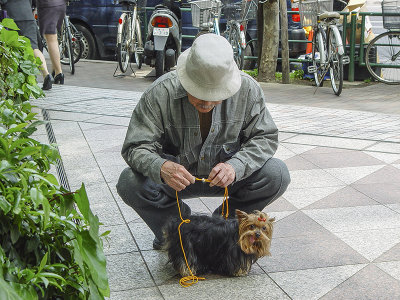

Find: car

[66,0,196,60]
[67,0,306,65]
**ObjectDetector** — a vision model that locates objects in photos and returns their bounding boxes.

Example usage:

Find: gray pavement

[32,60,400,299]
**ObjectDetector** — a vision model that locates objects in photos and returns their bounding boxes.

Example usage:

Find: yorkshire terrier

[162,209,275,277]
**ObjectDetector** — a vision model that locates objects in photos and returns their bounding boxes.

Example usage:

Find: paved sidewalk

[32,68,400,299]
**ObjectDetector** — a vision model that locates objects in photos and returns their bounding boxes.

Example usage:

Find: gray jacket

[4,0,34,21]
[121,71,279,184]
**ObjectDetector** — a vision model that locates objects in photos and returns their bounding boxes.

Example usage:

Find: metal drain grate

[42,109,71,191]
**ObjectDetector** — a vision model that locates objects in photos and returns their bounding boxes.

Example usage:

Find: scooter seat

[153,5,180,23]
[119,0,137,5]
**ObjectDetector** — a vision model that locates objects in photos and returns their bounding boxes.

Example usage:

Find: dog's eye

[262,226,267,231]
[249,225,255,230]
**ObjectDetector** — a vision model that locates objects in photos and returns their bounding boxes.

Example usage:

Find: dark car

[67,0,306,65]
[67,0,196,60]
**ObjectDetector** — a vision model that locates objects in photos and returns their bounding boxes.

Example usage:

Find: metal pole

[348,12,357,82]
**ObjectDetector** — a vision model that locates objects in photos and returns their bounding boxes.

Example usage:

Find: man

[117,34,290,250]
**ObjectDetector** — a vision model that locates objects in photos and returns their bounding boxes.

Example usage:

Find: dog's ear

[236,209,248,222]
[269,217,276,223]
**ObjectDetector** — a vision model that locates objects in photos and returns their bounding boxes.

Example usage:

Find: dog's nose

[255,232,261,238]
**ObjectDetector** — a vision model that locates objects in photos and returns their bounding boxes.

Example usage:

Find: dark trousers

[116,158,290,241]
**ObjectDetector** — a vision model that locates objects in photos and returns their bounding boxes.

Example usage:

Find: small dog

[163,209,275,277]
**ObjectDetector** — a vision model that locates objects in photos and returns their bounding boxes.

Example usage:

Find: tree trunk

[279,0,290,84]
[257,0,279,82]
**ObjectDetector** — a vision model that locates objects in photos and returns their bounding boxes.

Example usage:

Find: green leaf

[42,197,50,229]
[18,146,40,159]
[30,187,44,208]
[0,277,38,300]
[39,272,66,281]
[5,123,28,135]
[10,225,20,244]
[0,196,12,214]
[1,18,20,31]
[100,230,111,237]
[38,252,48,273]
[39,277,49,288]
[74,184,101,242]
[75,231,109,296]
[88,278,102,300]
[74,184,91,221]
[0,278,24,300]
[0,29,21,47]
[42,173,59,186]
[21,268,36,282]
[0,160,11,171]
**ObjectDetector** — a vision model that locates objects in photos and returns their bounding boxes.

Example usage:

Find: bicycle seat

[318,11,341,20]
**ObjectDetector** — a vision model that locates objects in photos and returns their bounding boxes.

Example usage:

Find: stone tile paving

[32,85,400,299]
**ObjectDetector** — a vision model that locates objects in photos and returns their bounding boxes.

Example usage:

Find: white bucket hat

[176,34,241,102]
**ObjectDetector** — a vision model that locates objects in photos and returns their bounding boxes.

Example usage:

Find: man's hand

[160,161,195,191]
[207,163,235,188]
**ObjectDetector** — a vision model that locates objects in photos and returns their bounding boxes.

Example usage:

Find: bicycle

[116,0,145,73]
[222,0,262,69]
[189,0,222,35]
[300,0,349,96]
[365,0,400,84]
[59,15,83,75]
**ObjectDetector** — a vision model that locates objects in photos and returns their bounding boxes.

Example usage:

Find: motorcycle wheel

[155,50,165,78]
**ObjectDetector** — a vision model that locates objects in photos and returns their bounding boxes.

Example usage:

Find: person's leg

[33,49,50,78]
[213,158,291,217]
[116,167,193,242]
[14,20,49,78]
[44,34,62,75]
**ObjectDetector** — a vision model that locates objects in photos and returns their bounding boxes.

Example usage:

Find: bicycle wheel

[59,19,75,74]
[328,28,343,96]
[70,23,83,64]
[365,31,400,85]
[117,15,131,73]
[228,24,244,70]
[60,22,82,65]
[133,18,143,69]
[311,30,327,87]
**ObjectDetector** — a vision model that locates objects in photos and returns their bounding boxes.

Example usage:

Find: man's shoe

[42,74,54,90]
[153,237,164,250]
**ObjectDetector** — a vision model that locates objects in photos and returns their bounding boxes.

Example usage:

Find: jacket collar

[174,78,188,100]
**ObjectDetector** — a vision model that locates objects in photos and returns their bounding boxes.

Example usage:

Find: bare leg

[44,33,62,75]
[33,49,49,78]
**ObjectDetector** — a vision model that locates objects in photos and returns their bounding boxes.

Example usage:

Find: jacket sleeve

[226,85,279,182]
[121,93,167,184]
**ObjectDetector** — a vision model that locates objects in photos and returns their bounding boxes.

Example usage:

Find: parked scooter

[144,0,181,77]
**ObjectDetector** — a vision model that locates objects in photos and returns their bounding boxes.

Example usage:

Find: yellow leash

[176,177,229,287]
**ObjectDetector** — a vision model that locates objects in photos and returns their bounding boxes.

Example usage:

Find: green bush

[0,19,110,299]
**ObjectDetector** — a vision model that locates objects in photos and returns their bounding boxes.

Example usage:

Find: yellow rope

[176,177,229,287]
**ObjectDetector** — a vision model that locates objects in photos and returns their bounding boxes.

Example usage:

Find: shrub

[0,18,110,299]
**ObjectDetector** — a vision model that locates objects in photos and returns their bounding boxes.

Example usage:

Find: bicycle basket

[189,0,222,28]
[299,0,333,27]
[222,3,242,21]
[382,0,400,29]
[242,0,258,20]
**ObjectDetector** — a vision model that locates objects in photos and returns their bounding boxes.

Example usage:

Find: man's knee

[261,158,291,195]
[116,167,145,207]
